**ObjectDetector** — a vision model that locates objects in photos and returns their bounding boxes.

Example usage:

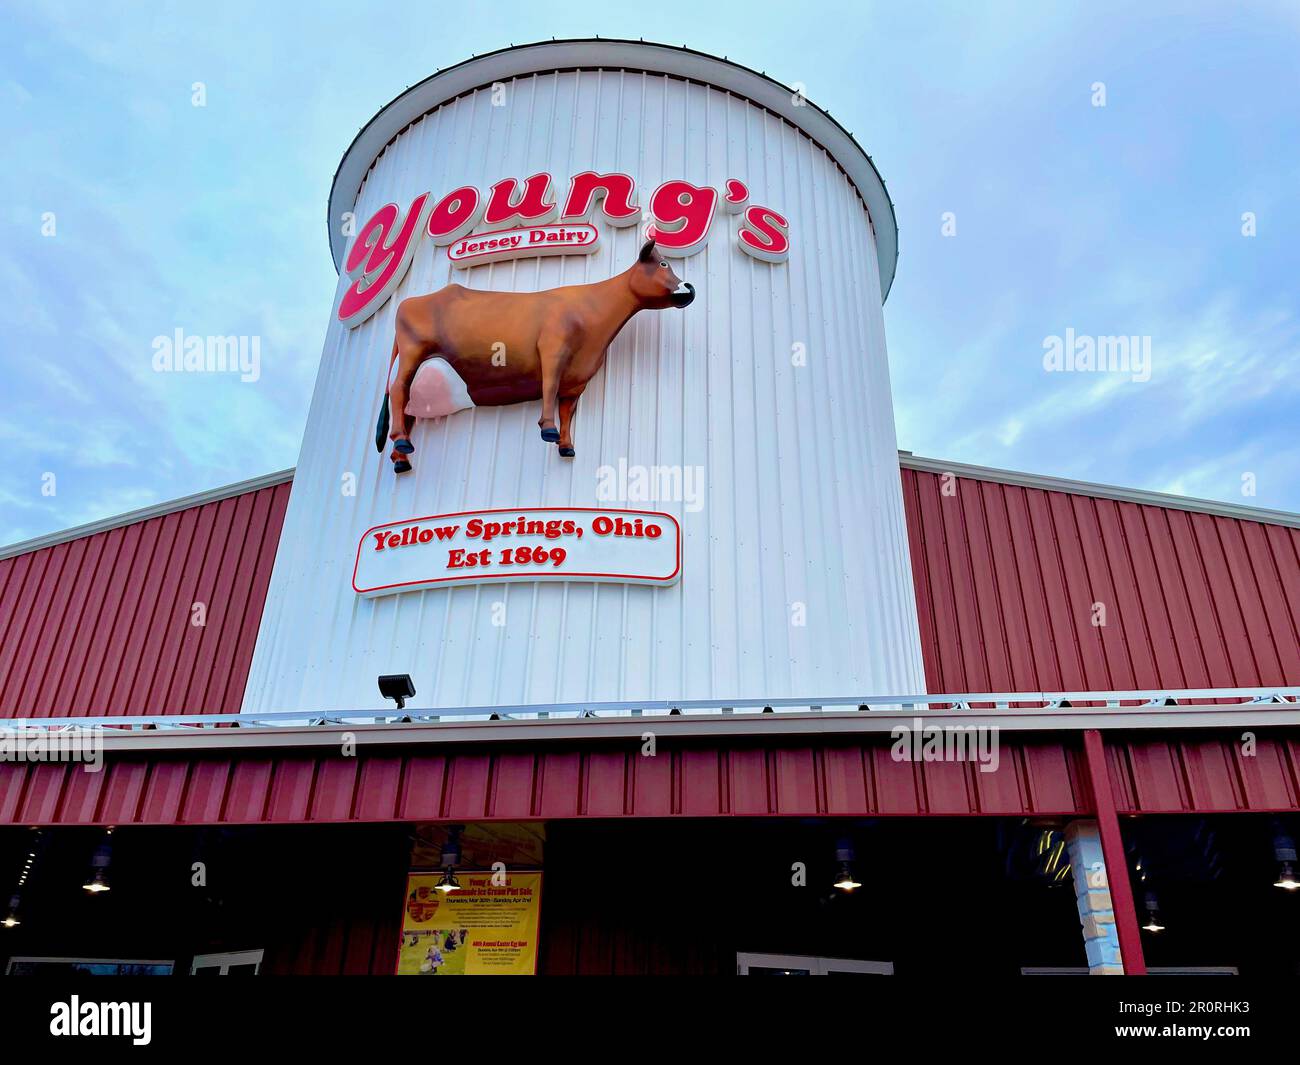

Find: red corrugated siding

[6,728,1294,821]
[1105,733,1300,813]
[0,481,291,717]
[0,739,1091,825]
[900,468,1300,692]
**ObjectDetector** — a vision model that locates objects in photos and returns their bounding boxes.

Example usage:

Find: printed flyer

[396,870,543,975]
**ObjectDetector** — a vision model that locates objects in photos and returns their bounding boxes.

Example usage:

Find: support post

[1064,821,1123,974]
[1082,728,1146,975]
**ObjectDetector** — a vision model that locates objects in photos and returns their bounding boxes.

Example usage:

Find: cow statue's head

[629,237,696,309]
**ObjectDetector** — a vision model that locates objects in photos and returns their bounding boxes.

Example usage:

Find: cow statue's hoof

[393,438,415,455]
[393,459,412,474]
[559,446,575,458]
[539,426,560,443]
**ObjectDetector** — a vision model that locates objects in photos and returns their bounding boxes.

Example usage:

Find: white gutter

[4,689,1296,753]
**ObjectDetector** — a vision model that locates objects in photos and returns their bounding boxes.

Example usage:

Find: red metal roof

[901,466,1300,693]
[0,479,290,717]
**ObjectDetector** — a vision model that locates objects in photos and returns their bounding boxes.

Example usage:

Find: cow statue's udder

[404,358,476,420]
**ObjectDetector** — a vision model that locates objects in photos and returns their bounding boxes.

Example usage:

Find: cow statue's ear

[638,237,657,263]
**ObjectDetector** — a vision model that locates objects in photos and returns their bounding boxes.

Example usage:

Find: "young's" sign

[337,172,789,327]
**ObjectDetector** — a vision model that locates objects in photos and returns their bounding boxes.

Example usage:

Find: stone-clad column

[1065,820,1124,975]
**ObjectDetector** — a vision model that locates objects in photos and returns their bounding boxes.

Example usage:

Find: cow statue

[375,237,696,474]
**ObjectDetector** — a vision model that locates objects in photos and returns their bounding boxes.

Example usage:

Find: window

[6,957,174,976]
[190,950,264,975]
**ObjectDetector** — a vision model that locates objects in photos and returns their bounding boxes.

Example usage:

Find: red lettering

[482,174,557,230]
[426,185,483,246]
[336,173,790,329]
[337,193,432,327]
[648,180,717,256]
[591,515,659,537]
[374,523,459,550]
[561,171,640,226]
[738,205,790,262]
[723,178,749,213]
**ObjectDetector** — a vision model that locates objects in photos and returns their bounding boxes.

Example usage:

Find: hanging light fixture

[1141,890,1165,933]
[1271,826,1299,891]
[832,839,861,891]
[82,829,114,894]
[2,894,19,928]
[435,826,463,894]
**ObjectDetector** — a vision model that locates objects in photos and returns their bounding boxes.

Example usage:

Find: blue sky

[3,0,1298,545]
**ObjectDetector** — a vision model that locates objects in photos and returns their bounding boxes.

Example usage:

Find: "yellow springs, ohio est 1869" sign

[353,507,681,596]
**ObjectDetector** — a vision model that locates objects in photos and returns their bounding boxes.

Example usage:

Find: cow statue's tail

[373,394,389,454]
[375,337,399,453]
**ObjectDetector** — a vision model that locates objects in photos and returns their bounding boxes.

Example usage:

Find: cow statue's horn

[638,237,656,262]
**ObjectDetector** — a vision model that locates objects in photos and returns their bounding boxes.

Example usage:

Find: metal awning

[1,688,1298,827]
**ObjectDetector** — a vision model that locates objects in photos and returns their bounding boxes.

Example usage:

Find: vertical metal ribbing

[242,65,926,715]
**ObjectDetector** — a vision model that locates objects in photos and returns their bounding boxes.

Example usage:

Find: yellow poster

[396,870,543,975]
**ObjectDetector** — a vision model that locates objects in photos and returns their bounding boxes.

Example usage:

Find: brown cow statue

[375,237,695,473]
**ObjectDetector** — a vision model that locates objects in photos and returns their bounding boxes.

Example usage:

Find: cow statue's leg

[536,340,568,444]
[389,409,416,472]
[557,395,579,458]
[388,346,427,473]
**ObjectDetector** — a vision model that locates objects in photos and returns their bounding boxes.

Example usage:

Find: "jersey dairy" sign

[338,173,789,327]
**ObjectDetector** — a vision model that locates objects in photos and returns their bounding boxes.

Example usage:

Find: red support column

[1082,729,1146,975]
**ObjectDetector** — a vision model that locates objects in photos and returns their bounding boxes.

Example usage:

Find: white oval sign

[353,507,681,596]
